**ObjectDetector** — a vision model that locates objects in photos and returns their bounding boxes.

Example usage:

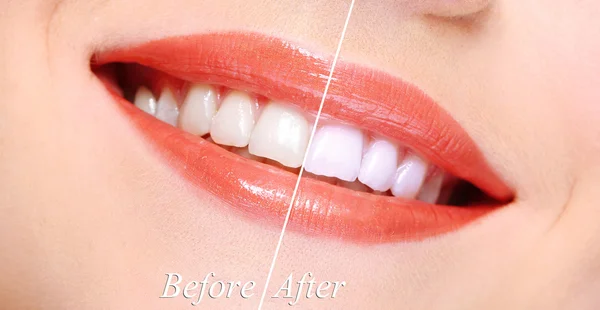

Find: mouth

[92,32,513,243]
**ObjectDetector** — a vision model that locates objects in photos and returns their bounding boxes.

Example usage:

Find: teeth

[210,91,257,147]
[178,84,217,136]
[155,88,179,126]
[390,153,428,199]
[248,102,310,168]
[417,172,444,204]
[132,84,454,201]
[133,86,157,115]
[304,125,364,182]
[357,139,399,191]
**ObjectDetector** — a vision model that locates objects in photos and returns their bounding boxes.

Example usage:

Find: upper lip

[93,31,513,243]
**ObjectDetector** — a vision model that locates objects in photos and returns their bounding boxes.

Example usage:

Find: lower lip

[112,95,496,243]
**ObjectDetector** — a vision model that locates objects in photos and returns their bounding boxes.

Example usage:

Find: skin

[1,0,599,309]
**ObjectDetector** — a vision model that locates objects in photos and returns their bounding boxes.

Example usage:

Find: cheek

[527,1,600,156]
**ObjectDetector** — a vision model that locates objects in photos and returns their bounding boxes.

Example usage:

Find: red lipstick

[94,32,513,243]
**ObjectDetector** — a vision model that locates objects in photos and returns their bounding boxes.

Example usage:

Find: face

[1,0,599,309]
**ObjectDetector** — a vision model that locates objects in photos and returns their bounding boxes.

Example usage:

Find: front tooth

[417,172,444,204]
[134,86,157,115]
[357,139,398,191]
[391,153,428,199]
[210,91,256,147]
[248,102,309,168]
[178,84,217,136]
[304,125,364,182]
[155,88,179,126]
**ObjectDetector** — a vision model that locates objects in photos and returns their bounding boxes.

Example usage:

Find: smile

[92,32,513,243]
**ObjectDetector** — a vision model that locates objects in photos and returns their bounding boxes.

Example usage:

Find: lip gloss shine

[96,32,512,243]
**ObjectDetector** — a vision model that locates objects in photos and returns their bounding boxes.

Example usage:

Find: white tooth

[357,139,398,191]
[248,102,309,168]
[155,88,179,126]
[304,125,363,182]
[210,91,256,147]
[178,84,217,135]
[391,153,428,199]
[133,86,157,115]
[417,172,444,204]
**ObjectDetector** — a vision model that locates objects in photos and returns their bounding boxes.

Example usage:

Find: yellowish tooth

[178,84,217,136]
[248,102,310,168]
[133,86,157,115]
[155,88,179,126]
[209,91,256,147]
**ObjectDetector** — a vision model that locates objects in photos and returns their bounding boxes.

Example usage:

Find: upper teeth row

[134,84,445,203]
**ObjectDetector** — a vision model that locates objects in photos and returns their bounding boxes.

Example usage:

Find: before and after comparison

[1,0,600,309]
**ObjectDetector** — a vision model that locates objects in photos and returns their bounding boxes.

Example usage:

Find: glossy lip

[94,32,513,243]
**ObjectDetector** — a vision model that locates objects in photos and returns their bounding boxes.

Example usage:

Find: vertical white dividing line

[256,0,356,309]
